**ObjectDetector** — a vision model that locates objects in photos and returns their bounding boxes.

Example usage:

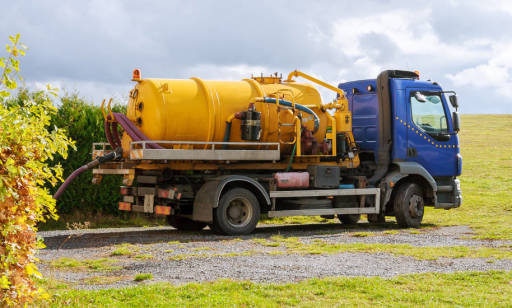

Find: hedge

[49,93,125,215]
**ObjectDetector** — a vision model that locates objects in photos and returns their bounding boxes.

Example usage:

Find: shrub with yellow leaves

[0,34,74,306]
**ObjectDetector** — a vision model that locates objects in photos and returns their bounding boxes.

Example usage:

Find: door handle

[407,147,417,157]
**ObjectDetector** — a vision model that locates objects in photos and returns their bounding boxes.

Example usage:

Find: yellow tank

[122,75,330,155]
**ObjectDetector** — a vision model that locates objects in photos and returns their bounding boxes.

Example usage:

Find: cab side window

[410,92,448,135]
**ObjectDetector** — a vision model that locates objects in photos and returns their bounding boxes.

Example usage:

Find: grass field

[422,115,512,239]
[38,271,512,307]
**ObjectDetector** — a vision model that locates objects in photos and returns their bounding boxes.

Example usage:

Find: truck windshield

[410,91,448,135]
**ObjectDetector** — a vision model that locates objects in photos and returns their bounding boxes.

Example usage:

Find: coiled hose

[260,97,320,133]
[53,113,164,199]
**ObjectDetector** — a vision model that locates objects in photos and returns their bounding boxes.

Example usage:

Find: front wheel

[393,183,424,228]
[212,188,260,235]
[167,215,207,231]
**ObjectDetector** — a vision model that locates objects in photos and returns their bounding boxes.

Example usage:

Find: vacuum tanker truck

[55,69,462,235]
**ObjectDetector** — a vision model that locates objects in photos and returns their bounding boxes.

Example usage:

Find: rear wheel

[393,183,424,228]
[167,215,207,231]
[334,196,361,225]
[212,188,260,235]
[338,214,361,225]
[367,213,386,223]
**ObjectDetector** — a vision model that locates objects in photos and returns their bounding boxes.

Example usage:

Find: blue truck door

[405,88,458,177]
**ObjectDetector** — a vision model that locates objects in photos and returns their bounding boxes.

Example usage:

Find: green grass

[251,238,281,247]
[285,241,512,260]
[81,275,126,285]
[191,247,214,251]
[248,236,512,260]
[134,273,153,282]
[163,238,512,261]
[39,271,512,307]
[423,115,512,239]
[134,254,154,260]
[111,248,133,256]
[168,250,261,261]
[50,257,122,272]
[110,243,139,256]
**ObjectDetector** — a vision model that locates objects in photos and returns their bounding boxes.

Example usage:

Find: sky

[2,0,512,113]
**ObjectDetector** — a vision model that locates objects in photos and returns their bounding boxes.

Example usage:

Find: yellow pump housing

[119,70,358,168]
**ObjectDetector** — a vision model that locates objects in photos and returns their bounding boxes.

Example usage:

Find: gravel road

[37,223,512,290]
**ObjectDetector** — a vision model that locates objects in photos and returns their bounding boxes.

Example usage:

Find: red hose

[104,117,117,149]
[54,113,163,200]
[113,113,164,149]
[111,122,122,148]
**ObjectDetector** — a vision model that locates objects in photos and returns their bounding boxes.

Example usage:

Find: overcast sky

[2,0,512,113]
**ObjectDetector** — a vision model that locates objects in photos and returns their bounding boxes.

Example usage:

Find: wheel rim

[408,194,424,218]
[226,197,253,228]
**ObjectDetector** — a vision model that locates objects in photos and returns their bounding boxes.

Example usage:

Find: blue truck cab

[339,70,462,226]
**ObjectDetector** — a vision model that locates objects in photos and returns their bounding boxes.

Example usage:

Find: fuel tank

[122,75,329,155]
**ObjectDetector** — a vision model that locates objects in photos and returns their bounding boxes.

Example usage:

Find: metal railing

[130,140,280,151]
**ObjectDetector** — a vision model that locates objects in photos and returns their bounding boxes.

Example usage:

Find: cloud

[1,0,511,113]
[447,42,512,101]
[28,79,131,105]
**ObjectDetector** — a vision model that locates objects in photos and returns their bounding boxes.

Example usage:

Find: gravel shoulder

[37,223,512,290]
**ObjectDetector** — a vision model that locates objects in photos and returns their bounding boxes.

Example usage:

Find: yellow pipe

[107,98,114,121]
[226,112,237,123]
[286,70,346,100]
[100,99,107,121]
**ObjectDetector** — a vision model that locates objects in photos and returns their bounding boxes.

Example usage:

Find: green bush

[0,34,74,306]
[49,94,125,215]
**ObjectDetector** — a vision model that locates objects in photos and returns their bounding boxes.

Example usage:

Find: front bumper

[435,178,462,209]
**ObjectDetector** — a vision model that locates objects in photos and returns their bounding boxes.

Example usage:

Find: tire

[212,188,260,235]
[338,214,361,225]
[208,223,222,234]
[367,213,386,223]
[393,183,424,228]
[167,215,207,231]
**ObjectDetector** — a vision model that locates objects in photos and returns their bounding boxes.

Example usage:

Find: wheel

[393,183,424,228]
[208,223,222,234]
[212,188,260,235]
[367,213,386,223]
[167,215,207,231]
[338,214,361,225]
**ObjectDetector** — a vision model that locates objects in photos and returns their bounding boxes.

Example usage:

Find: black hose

[222,122,232,149]
[53,149,121,200]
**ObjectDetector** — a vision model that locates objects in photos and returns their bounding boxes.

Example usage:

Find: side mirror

[449,95,459,109]
[414,92,427,102]
[452,111,460,133]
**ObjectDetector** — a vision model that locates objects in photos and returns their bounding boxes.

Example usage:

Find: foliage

[0,34,73,306]
[48,93,125,215]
